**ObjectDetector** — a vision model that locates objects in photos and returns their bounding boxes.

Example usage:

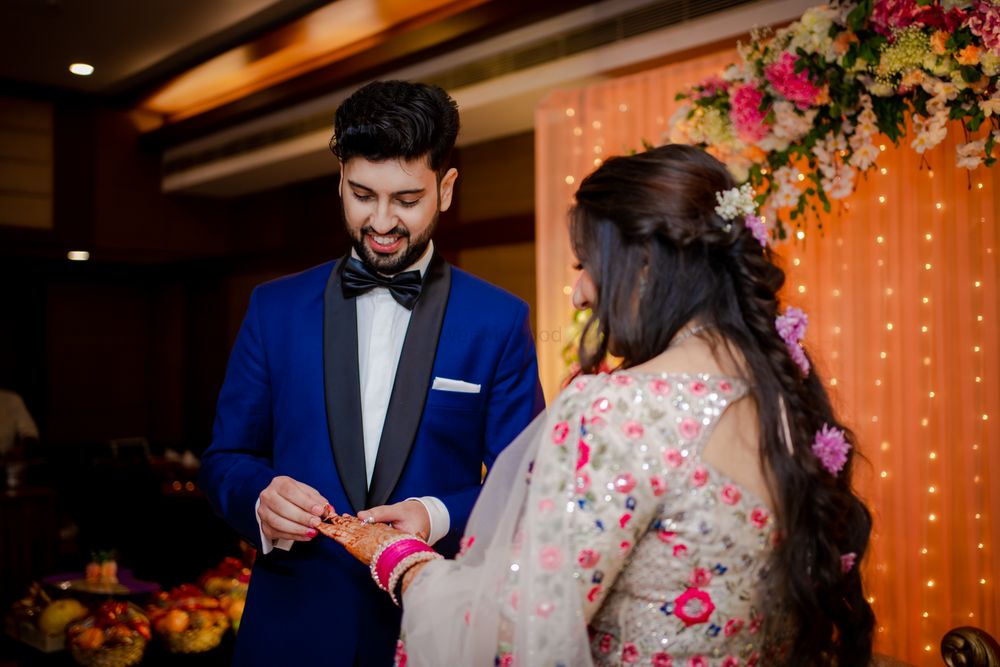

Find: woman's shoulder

[552,371,750,414]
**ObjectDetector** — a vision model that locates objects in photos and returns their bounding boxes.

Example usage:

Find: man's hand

[358,500,431,541]
[257,475,332,543]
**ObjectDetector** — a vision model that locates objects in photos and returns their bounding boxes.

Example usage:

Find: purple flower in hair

[812,424,851,476]
[840,552,857,573]
[776,306,810,375]
[745,215,768,247]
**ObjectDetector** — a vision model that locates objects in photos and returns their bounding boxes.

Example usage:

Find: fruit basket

[198,556,250,633]
[6,582,88,652]
[146,584,229,653]
[67,601,150,667]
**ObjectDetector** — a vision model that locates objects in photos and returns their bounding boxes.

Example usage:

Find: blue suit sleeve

[438,301,545,550]
[198,288,277,548]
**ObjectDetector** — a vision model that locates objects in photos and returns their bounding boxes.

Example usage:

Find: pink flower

[729,84,770,142]
[551,421,570,445]
[622,643,640,664]
[614,473,637,494]
[721,657,740,667]
[765,52,822,111]
[674,588,715,626]
[720,484,742,505]
[718,380,733,394]
[690,380,709,396]
[578,549,601,569]
[673,544,689,558]
[841,551,858,573]
[690,466,709,487]
[664,449,683,467]
[652,653,674,667]
[724,618,745,637]
[812,424,851,475]
[870,0,923,35]
[539,545,563,571]
[575,471,591,494]
[650,378,672,395]
[592,397,612,413]
[499,654,514,667]
[620,513,632,529]
[577,439,591,470]
[776,306,810,375]
[598,633,612,653]
[695,75,728,99]
[750,507,770,530]
[657,530,676,543]
[536,601,554,618]
[650,475,668,496]
[680,418,702,440]
[968,0,1000,56]
[688,657,708,667]
[689,567,713,587]
[395,639,408,667]
[588,585,602,603]
[745,214,768,247]
[623,421,645,439]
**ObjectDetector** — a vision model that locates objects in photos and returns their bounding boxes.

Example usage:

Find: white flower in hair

[714,183,757,220]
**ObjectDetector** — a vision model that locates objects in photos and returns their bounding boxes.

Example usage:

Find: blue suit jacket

[200,254,544,666]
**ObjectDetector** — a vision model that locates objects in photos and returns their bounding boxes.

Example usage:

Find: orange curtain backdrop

[535,50,999,665]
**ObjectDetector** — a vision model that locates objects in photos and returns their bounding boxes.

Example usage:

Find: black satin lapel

[367,253,451,508]
[324,259,368,514]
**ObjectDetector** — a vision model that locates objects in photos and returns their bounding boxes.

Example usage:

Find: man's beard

[342,207,439,275]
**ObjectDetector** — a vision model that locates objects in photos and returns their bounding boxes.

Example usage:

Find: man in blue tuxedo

[199,81,545,666]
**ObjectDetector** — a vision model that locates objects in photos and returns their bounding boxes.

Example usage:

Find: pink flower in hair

[745,214,769,247]
[841,551,858,573]
[812,424,851,475]
[776,306,810,375]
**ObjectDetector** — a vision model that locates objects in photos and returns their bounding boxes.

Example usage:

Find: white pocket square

[432,377,481,393]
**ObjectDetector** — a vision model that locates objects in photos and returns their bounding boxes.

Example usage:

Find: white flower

[849,142,880,170]
[715,183,757,219]
[981,92,1000,119]
[911,118,949,154]
[822,165,856,199]
[921,77,959,101]
[722,64,747,83]
[982,51,1000,77]
[956,140,986,170]
[772,101,818,142]
[773,185,801,208]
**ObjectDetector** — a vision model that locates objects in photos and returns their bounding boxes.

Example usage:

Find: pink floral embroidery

[718,380,733,394]
[690,381,709,396]
[690,466,709,487]
[611,373,633,386]
[509,591,519,610]
[613,473,637,493]
[499,655,514,667]
[623,421,645,439]
[746,652,760,667]
[841,552,857,573]
[748,614,763,635]
[395,639,408,667]
[578,549,601,569]
[652,653,674,667]
[576,439,591,471]
[619,513,632,529]
[657,530,676,543]
[574,379,589,391]
[674,588,715,626]
[812,424,851,476]
[672,544,689,558]
[679,418,702,440]
[619,540,632,553]
[689,567,713,587]
[721,657,740,667]
[592,397,612,413]
[650,475,668,496]
[589,415,606,429]
[750,507,769,530]
[621,643,640,664]
[663,449,683,467]
[551,421,570,445]
[720,484,742,505]
[688,657,708,667]
[537,498,554,513]
[650,378,672,395]
[536,601,554,618]
[539,545,563,571]
[588,585,602,603]
[457,535,476,558]
[724,618,745,637]
[575,471,591,494]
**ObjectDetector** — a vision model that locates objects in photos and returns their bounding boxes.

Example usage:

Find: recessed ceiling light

[67,250,90,261]
[69,63,94,76]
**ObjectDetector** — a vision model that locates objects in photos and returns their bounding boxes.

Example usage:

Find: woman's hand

[315,514,409,565]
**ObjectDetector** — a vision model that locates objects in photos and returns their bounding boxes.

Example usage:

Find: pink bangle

[371,538,433,591]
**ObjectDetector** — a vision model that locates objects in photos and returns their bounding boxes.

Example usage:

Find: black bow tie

[341,257,423,310]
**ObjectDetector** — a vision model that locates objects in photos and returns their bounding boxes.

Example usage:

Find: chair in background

[942,626,1000,667]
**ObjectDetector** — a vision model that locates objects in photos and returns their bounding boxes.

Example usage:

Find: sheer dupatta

[400,395,594,667]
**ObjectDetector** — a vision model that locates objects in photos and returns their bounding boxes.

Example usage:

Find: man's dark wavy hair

[330,80,460,175]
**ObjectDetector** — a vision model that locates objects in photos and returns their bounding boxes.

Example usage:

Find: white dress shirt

[257,242,450,554]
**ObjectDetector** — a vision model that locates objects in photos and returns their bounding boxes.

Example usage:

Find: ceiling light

[69,63,94,76]
[67,251,90,261]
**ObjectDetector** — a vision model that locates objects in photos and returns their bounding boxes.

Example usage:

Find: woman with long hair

[320,144,875,666]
